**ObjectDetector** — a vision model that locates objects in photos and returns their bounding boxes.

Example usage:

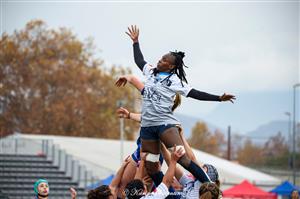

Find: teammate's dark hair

[124,179,145,199]
[199,182,222,199]
[87,185,112,199]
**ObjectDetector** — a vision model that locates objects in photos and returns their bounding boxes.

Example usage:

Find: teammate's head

[87,185,113,199]
[199,182,221,199]
[34,179,49,198]
[124,179,145,199]
[203,164,220,187]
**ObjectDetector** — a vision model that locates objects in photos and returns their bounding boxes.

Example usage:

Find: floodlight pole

[117,100,125,165]
[292,83,300,185]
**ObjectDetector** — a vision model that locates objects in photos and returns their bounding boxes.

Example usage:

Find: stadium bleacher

[0,154,87,199]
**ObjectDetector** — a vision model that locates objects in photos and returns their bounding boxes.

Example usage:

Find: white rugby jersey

[141,182,169,199]
[141,64,192,127]
[179,174,201,199]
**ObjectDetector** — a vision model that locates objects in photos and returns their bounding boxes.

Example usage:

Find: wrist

[127,112,131,119]
[127,76,133,82]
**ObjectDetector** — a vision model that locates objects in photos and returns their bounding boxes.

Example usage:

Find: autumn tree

[229,133,244,160]
[188,121,225,156]
[236,139,265,166]
[263,132,290,169]
[235,132,298,169]
[0,20,139,139]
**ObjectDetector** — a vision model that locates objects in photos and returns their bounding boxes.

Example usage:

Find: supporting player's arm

[115,74,144,92]
[116,107,141,123]
[109,156,130,194]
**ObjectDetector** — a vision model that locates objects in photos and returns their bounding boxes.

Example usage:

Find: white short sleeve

[142,64,155,77]
[142,182,169,199]
[179,174,194,186]
[168,77,192,97]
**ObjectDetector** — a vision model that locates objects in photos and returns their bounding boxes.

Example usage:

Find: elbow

[134,60,146,70]
[191,155,197,162]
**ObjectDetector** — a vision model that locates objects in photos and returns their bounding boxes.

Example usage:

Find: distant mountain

[203,90,293,134]
[245,120,291,145]
[175,114,294,148]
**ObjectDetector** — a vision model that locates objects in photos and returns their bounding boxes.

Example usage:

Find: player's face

[157,53,175,72]
[38,182,49,196]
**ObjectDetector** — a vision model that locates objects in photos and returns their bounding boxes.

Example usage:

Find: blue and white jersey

[179,174,201,199]
[141,64,192,127]
[141,182,169,199]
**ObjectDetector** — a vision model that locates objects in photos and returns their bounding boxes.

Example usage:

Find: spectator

[291,190,299,199]
[34,179,77,199]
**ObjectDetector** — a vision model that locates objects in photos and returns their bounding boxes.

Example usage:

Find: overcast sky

[1,0,299,133]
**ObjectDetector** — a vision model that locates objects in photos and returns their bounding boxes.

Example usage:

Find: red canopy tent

[223,180,277,199]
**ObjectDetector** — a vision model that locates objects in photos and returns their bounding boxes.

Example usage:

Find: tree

[0,20,139,139]
[263,132,289,169]
[229,133,243,160]
[263,132,289,156]
[188,121,225,156]
[236,139,265,166]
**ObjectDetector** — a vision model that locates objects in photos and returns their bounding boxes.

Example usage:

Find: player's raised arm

[126,25,147,71]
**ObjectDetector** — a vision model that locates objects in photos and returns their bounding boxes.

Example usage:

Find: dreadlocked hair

[170,51,188,85]
[199,182,222,199]
[87,185,112,199]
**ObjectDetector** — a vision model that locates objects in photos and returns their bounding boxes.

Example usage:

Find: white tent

[5,134,280,191]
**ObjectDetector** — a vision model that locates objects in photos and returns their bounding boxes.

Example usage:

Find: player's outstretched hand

[126,25,139,43]
[220,93,236,103]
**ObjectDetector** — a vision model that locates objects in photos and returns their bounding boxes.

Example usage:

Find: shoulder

[179,173,195,186]
[168,75,189,86]
[143,64,155,76]
[166,75,192,96]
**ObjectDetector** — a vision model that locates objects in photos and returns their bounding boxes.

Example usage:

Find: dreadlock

[170,51,188,85]
[153,50,188,86]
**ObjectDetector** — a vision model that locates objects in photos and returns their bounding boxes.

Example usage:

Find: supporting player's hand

[126,25,139,43]
[171,145,185,162]
[69,187,77,199]
[219,93,236,103]
[122,155,130,167]
[115,76,128,87]
[142,175,153,190]
[116,107,130,119]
